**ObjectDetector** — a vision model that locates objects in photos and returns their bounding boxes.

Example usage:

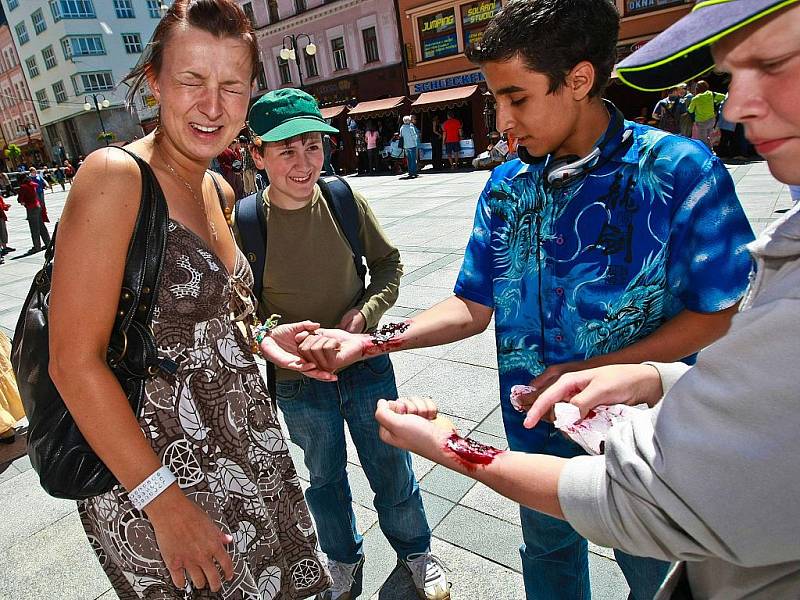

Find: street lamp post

[84,94,111,146]
[279,34,317,90]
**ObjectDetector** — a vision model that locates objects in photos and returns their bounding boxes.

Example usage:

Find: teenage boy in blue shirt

[295,0,755,597]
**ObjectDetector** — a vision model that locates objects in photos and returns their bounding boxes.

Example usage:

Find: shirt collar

[510,110,640,181]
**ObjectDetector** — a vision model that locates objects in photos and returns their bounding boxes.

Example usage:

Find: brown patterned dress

[79,220,330,599]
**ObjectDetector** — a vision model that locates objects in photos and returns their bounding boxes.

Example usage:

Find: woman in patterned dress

[46,1,331,598]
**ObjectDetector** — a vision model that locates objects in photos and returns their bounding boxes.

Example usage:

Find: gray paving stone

[395,283,453,311]
[475,405,506,439]
[0,469,76,553]
[0,462,21,485]
[388,351,437,386]
[589,553,631,600]
[0,511,110,600]
[420,490,455,530]
[442,328,498,369]
[399,360,499,423]
[434,505,522,570]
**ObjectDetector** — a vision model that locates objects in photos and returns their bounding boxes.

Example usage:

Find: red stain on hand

[444,433,504,471]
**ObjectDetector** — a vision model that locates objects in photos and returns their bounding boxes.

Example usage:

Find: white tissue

[553,402,647,455]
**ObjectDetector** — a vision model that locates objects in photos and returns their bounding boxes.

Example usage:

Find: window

[147,0,162,18]
[331,37,347,71]
[74,71,114,93]
[42,46,58,69]
[50,0,96,21]
[242,2,256,26]
[52,80,67,103]
[255,61,268,91]
[267,0,279,23]
[460,0,501,50]
[113,0,135,18]
[362,26,379,63]
[61,35,105,59]
[25,56,40,78]
[417,8,458,61]
[294,0,306,13]
[36,89,50,110]
[304,52,318,78]
[277,57,291,85]
[8,0,19,10]
[32,9,48,34]
[15,22,29,45]
[122,33,143,54]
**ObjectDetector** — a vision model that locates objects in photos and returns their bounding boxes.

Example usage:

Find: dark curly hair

[467,0,619,98]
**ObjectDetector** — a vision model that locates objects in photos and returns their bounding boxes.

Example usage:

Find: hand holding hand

[146,487,234,592]
[295,328,365,373]
[523,363,664,429]
[511,361,585,413]
[259,320,337,382]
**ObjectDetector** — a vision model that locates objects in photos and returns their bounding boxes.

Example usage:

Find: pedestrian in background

[442,111,463,169]
[688,80,726,149]
[431,114,444,170]
[52,163,66,191]
[16,173,49,253]
[0,329,24,444]
[0,194,13,262]
[399,115,420,179]
[365,121,379,174]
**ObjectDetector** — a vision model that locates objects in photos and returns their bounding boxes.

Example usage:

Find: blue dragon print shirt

[454,120,755,452]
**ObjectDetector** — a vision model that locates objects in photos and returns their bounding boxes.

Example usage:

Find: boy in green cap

[236,88,450,600]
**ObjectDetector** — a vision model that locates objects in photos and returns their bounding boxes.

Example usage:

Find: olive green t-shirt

[233,184,402,379]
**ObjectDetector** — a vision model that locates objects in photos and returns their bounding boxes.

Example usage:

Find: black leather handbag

[11,150,170,500]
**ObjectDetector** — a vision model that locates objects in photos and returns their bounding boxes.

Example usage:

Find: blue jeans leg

[340,355,431,559]
[276,377,362,564]
[405,148,418,176]
[506,404,670,599]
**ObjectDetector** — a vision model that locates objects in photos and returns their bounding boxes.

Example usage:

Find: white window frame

[32,9,48,35]
[122,33,143,54]
[25,56,40,78]
[52,80,67,103]
[113,0,135,18]
[35,89,50,110]
[42,45,58,70]
[15,22,29,45]
[73,71,114,93]
[50,0,96,21]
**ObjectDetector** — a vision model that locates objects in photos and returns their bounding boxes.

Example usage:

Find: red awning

[320,105,346,120]
[347,96,407,119]
[411,85,479,111]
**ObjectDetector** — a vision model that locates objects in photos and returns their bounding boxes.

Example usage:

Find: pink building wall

[0,24,44,167]
[240,0,403,96]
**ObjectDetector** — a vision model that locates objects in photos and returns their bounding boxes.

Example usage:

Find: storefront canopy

[347,96,407,119]
[410,85,479,112]
[320,105,347,120]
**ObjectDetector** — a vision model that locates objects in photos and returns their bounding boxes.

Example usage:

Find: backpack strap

[318,175,366,291]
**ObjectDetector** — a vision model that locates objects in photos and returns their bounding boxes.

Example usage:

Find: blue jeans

[276,354,431,564]
[503,403,670,600]
[405,148,418,176]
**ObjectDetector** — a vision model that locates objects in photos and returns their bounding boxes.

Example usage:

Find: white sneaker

[317,555,365,600]
[402,552,451,600]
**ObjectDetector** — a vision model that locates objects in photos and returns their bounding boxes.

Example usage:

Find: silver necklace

[160,152,218,242]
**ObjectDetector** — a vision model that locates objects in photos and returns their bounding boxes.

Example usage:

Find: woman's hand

[259,321,338,381]
[146,486,234,592]
[523,364,664,429]
[295,328,366,373]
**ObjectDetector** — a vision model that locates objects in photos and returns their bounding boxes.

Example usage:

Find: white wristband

[128,466,177,511]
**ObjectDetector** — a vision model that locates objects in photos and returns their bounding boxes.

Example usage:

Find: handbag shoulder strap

[106,147,169,369]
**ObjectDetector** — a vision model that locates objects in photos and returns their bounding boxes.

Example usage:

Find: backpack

[234,175,366,397]
[657,99,681,134]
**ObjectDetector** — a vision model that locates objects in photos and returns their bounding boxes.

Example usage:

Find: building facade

[0,23,46,169]
[1,0,170,162]
[240,0,406,106]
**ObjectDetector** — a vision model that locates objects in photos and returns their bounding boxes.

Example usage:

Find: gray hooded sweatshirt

[558,203,800,599]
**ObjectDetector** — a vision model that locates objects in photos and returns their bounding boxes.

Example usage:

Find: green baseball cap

[248,88,338,143]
